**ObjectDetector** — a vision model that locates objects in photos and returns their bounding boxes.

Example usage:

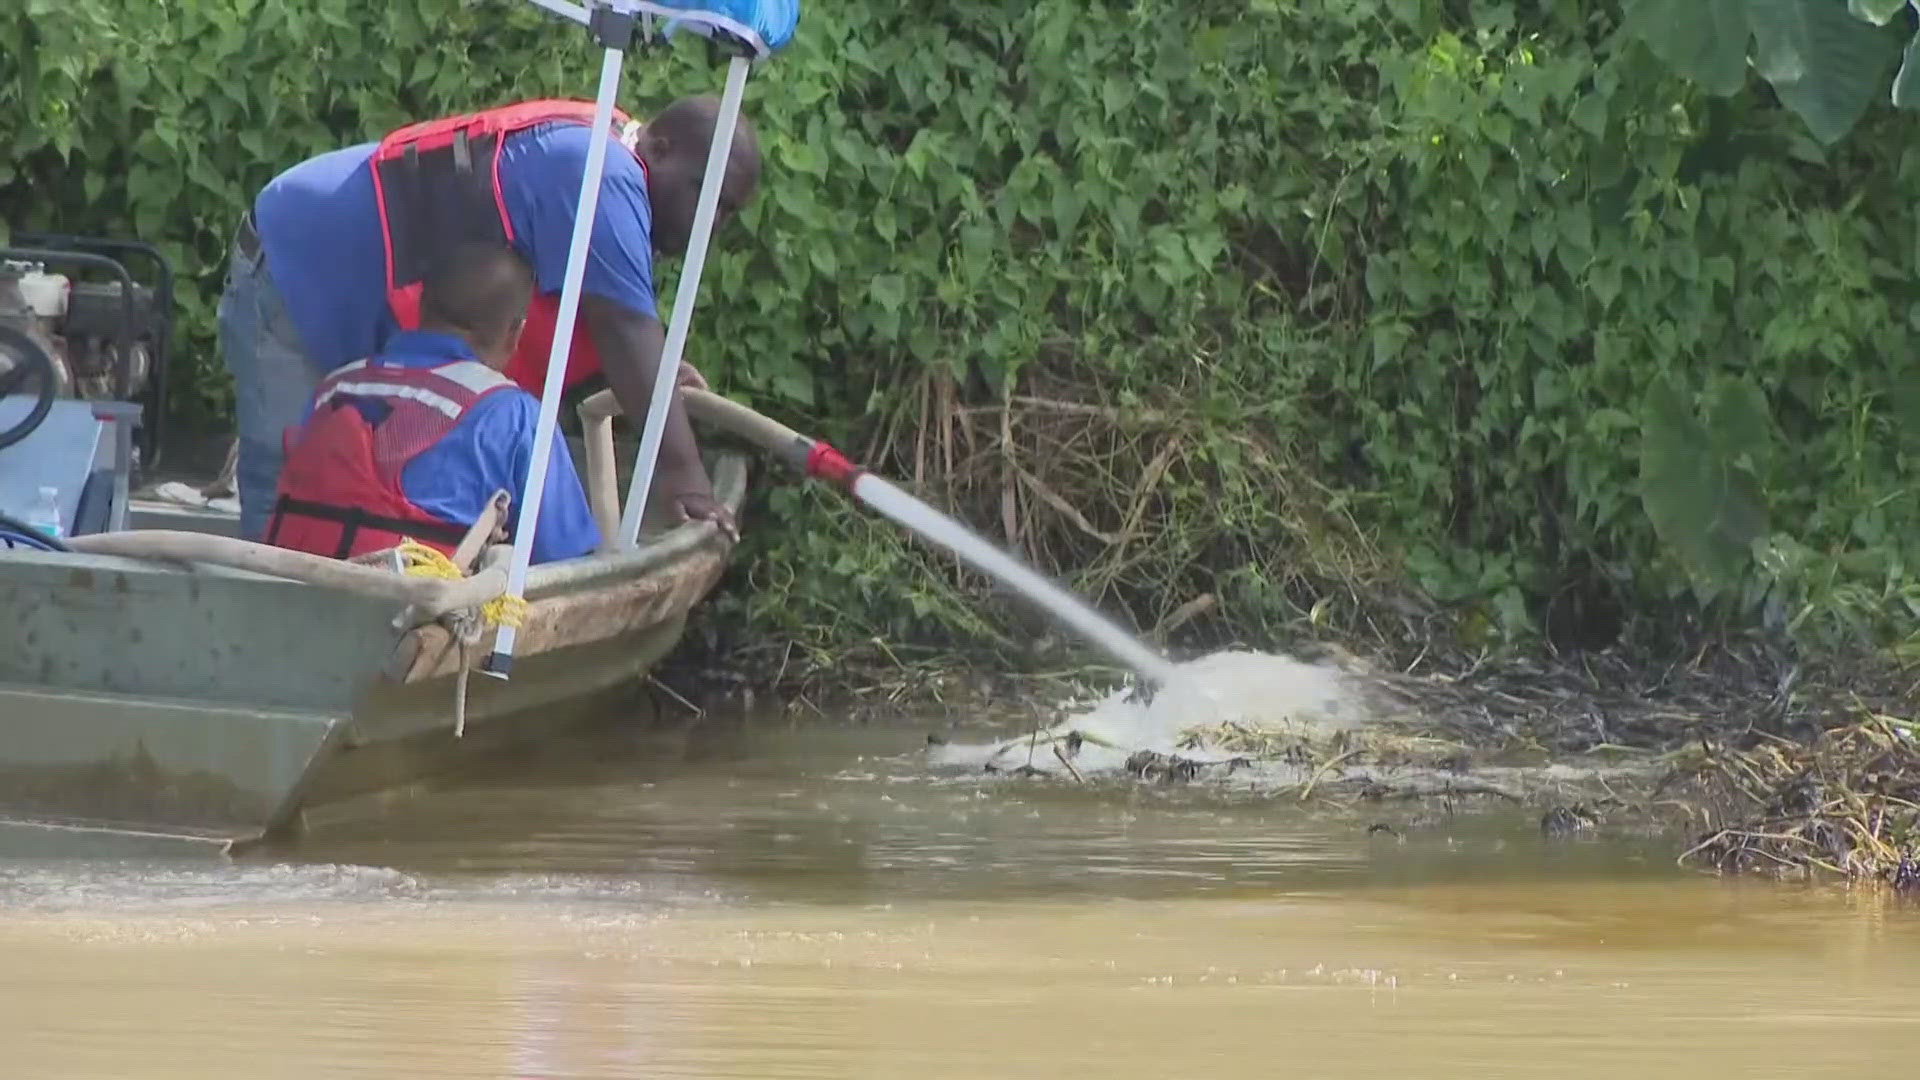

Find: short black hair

[417,241,534,351]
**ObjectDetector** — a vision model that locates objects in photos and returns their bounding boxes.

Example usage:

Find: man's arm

[500,124,732,537]
[580,293,736,539]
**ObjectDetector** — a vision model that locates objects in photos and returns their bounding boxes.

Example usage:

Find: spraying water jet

[674,387,1182,688]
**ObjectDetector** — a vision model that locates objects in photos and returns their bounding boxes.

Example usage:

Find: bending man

[220,95,757,544]
[267,241,598,565]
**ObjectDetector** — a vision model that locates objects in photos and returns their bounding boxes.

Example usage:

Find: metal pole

[615,53,751,546]
[522,0,590,24]
[480,43,627,679]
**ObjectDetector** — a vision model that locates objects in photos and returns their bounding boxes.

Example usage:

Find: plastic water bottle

[23,486,64,541]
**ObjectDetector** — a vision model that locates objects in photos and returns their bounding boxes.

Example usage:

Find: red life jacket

[369,99,646,401]
[266,358,515,560]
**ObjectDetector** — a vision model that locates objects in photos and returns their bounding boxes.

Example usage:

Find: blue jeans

[216,231,323,542]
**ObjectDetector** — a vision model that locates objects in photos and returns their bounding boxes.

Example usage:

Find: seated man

[265,241,599,564]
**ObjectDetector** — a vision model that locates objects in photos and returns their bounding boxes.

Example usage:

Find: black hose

[0,508,72,552]
[0,323,57,451]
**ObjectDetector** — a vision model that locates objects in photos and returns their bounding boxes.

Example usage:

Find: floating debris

[1123,750,1250,784]
[1540,804,1599,837]
[1667,714,1920,888]
[925,650,1579,806]
[920,634,1919,890]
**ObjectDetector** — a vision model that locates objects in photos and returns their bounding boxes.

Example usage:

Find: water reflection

[269,713,1684,906]
[0,711,1915,1077]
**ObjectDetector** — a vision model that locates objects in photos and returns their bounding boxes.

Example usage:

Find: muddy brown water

[2,713,1917,1078]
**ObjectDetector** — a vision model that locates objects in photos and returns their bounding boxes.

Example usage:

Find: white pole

[615,53,751,546]
[521,0,590,24]
[481,44,627,679]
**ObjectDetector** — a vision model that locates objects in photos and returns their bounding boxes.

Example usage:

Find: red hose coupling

[804,441,862,489]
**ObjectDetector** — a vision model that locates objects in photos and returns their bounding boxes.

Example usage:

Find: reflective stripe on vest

[265,358,514,561]
[312,359,509,419]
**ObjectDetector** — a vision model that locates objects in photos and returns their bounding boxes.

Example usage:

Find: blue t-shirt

[342,331,601,565]
[253,120,659,373]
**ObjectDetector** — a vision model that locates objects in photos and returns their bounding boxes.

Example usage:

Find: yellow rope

[395,539,526,628]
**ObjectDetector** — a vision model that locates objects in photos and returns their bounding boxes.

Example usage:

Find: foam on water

[0,862,432,912]
[0,860,726,915]
[929,649,1372,776]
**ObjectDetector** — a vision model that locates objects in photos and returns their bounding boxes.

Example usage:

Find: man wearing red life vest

[218,95,758,546]
[268,241,599,565]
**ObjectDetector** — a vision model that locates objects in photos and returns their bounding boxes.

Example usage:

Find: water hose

[64,530,511,624]
[0,323,58,452]
[0,509,71,552]
[673,387,1180,685]
[575,386,864,528]
[678,388,863,489]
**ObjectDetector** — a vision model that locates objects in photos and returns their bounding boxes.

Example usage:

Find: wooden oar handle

[576,385,823,476]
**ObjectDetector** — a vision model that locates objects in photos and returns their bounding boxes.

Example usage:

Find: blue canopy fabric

[636,0,798,58]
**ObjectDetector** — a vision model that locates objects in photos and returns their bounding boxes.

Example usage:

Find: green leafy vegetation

[5,0,1918,681]
[1623,0,1914,145]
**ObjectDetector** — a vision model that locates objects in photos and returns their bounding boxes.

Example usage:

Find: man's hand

[675,362,708,391]
[581,295,719,523]
[673,491,738,543]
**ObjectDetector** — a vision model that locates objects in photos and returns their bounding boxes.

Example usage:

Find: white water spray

[851,475,1181,687]
[929,649,1373,777]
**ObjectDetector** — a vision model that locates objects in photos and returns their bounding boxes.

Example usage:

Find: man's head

[417,241,535,369]
[632,95,762,257]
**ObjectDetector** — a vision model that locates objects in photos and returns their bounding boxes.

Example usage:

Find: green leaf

[1704,376,1777,474]
[1638,376,1771,602]
[1670,242,1700,280]
[1052,183,1084,238]
[1748,0,1903,144]
[1894,29,1920,107]
[1371,322,1410,371]
[1892,368,1920,453]
[1570,93,1609,137]
[771,364,814,406]
[782,139,825,177]
[1533,368,1566,410]
[1623,0,1753,97]
[1186,229,1225,270]
[1587,262,1622,309]
[1848,0,1910,26]
[871,274,905,313]
[1558,203,1593,257]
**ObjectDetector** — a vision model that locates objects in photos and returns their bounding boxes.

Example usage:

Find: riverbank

[661,628,1918,893]
[1353,633,1919,892]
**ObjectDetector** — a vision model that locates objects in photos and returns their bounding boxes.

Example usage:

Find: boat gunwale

[522,450,748,601]
[11,451,750,609]
[383,451,748,682]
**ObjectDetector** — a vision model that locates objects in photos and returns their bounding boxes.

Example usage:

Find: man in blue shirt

[267,241,600,565]
[218,96,758,545]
